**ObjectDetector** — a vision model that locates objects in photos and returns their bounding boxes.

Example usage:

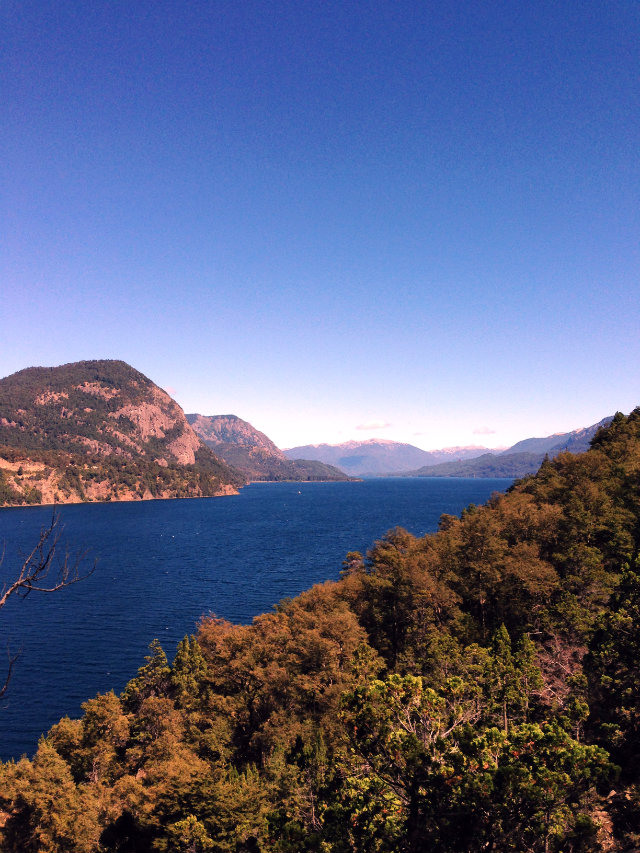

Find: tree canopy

[3,408,640,850]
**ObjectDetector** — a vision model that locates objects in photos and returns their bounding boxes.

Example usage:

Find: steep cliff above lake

[0,360,242,505]
[187,413,350,481]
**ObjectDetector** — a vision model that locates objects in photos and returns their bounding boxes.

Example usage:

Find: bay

[0,477,513,760]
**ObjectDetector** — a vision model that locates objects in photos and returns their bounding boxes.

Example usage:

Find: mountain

[187,414,350,481]
[284,421,614,479]
[403,451,548,479]
[404,417,615,478]
[503,417,612,457]
[0,360,242,505]
[283,439,491,476]
[188,414,281,453]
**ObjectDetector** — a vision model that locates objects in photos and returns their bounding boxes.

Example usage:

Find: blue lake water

[0,477,513,760]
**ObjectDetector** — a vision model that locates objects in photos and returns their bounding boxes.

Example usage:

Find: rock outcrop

[187,413,350,482]
[0,360,242,505]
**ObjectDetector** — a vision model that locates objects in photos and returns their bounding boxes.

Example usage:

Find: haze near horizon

[3,1,639,451]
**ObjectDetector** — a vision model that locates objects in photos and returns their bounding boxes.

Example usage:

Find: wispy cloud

[164,386,177,397]
[473,426,497,435]
[356,420,392,431]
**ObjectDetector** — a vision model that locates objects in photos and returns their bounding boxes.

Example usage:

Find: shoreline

[0,484,240,509]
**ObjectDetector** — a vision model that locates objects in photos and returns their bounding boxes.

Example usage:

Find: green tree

[171,635,209,710]
[585,565,640,770]
[121,639,171,712]
[335,672,611,853]
[166,815,214,852]
[487,625,544,732]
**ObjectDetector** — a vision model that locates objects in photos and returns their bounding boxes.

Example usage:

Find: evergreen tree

[121,639,171,712]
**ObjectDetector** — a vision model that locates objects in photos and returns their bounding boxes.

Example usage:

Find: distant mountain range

[284,419,614,478]
[402,418,613,478]
[0,359,354,507]
[504,421,612,456]
[186,414,350,482]
[283,440,491,477]
[0,358,621,505]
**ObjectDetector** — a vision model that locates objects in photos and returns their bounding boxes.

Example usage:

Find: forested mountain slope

[0,361,242,505]
[505,417,612,456]
[188,414,350,481]
[404,417,613,479]
[2,409,640,851]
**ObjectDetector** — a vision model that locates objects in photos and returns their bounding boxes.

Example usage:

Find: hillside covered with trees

[187,414,350,482]
[399,418,613,480]
[2,409,640,851]
[0,361,242,505]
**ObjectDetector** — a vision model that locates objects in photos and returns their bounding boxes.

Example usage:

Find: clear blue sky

[3,1,639,450]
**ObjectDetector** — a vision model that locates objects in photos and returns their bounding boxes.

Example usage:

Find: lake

[0,477,513,760]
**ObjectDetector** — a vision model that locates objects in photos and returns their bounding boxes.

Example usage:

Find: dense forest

[2,409,640,851]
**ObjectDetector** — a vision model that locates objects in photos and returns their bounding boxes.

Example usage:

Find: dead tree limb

[0,512,95,609]
[0,647,18,699]
[0,512,96,696]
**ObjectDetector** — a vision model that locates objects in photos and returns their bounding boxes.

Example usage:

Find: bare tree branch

[0,512,95,610]
[0,645,19,699]
[0,512,96,698]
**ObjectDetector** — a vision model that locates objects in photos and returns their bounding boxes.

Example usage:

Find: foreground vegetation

[2,409,640,851]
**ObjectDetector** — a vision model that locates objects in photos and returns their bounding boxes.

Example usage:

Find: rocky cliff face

[187,413,350,482]
[0,360,242,506]
[107,389,203,465]
[187,414,284,456]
